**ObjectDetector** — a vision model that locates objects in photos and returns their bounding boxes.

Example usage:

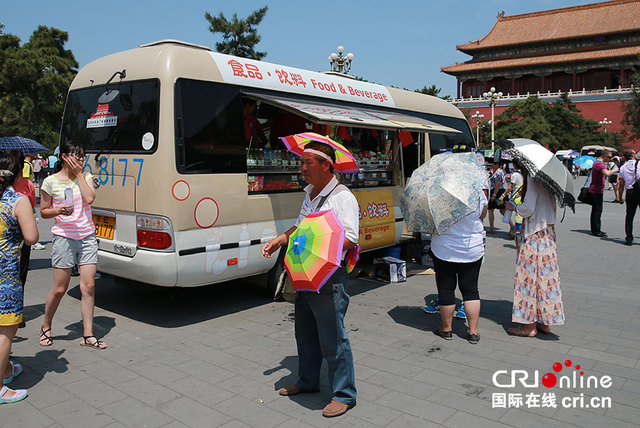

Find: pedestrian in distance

[505,167,564,337]
[487,160,505,234]
[0,150,39,404]
[262,141,358,418]
[38,141,107,350]
[587,150,618,237]
[617,149,640,246]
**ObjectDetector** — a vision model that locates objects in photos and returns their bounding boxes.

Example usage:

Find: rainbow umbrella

[280,132,359,173]
[284,209,345,292]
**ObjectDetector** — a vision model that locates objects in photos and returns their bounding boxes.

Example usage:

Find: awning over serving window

[242,92,461,135]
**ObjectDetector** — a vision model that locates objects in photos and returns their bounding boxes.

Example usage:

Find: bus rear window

[61,79,160,153]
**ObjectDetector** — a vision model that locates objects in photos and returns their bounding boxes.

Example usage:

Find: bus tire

[266,249,285,296]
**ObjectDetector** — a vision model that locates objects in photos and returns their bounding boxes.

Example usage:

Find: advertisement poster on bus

[354,189,396,250]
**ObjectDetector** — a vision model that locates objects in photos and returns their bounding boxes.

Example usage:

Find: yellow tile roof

[458,0,640,52]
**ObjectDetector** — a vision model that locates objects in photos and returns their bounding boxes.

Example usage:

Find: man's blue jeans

[293,266,356,405]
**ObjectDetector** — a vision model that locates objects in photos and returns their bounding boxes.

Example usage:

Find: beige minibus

[61,40,473,288]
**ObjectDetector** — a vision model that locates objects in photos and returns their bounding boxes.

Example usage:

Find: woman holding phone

[39,141,107,349]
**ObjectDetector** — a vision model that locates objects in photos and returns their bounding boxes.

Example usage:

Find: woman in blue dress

[0,151,39,404]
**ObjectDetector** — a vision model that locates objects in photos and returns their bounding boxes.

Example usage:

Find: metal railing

[448,86,634,104]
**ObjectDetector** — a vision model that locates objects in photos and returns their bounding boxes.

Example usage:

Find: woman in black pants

[431,191,488,344]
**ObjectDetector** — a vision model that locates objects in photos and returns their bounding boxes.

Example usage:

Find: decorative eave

[442,45,640,76]
[457,0,640,54]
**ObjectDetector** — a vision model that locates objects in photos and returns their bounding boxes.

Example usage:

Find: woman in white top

[430,184,487,345]
[505,166,564,337]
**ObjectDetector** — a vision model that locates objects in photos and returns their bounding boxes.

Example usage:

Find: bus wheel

[266,249,285,297]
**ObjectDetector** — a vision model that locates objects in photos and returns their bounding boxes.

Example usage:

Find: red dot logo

[542,373,557,388]
[552,362,562,372]
[564,360,572,367]
[575,365,581,370]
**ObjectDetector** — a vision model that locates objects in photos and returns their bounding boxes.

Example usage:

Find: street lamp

[599,117,612,132]
[483,87,503,151]
[471,110,485,146]
[328,45,354,74]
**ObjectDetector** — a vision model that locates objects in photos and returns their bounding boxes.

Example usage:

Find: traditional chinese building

[442,0,640,149]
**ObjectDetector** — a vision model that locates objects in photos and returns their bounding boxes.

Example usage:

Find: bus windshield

[61,79,160,153]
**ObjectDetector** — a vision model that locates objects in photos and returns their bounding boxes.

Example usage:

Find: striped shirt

[41,172,94,239]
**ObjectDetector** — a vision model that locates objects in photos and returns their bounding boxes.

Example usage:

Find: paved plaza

[3,186,640,427]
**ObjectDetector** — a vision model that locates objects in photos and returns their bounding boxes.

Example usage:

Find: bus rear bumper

[97,249,178,287]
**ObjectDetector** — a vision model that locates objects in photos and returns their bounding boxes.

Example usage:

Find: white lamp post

[599,117,612,132]
[471,110,485,146]
[329,45,354,74]
[483,87,503,151]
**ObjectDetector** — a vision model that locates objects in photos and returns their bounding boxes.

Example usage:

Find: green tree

[0,25,77,148]
[622,72,640,142]
[415,84,450,100]
[494,96,558,148]
[493,94,624,152]
[205,6,268,60]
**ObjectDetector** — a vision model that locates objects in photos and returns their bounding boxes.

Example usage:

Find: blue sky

[2,0,590,98]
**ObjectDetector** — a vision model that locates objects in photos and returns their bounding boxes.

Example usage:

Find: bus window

[61,79,160,153]
[175,79,246,174]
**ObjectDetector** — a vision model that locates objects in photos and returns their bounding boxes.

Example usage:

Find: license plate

[93,215,115,240]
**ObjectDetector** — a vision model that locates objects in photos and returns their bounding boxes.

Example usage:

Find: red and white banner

[209,52,395,108]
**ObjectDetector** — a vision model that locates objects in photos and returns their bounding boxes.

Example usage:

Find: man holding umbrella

[261,141,359,418]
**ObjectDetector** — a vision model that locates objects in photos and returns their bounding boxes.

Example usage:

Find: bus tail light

[136,214,174,250]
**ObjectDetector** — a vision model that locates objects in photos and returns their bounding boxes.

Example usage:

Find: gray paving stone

[157,396,233,427]
[387,413,443,427]
[376,391,457,424]
[168,375,235,407]
[113,377,182,407]
[0,400,55,428]
[215,395,289,427]
[63,377,126,408]
[43,396,116,427]
[499,409,580,428]
[444,411,512,428]
[100,397,174,428]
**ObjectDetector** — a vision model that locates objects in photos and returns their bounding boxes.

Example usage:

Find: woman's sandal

[3,362,23,385]
[507,326,536,337]
[536,323,551,334]
[80,335,107,350]
[39,327,53,347]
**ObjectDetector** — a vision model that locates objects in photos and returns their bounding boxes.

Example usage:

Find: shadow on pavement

[66,278,272,328]
[388,297,515,334]
[28,258,52,271]
[570,229,595,236]
[8,349,69,389]
[267,355,328,410]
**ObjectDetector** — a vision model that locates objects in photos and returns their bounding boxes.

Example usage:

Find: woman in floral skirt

[505,166,564,337]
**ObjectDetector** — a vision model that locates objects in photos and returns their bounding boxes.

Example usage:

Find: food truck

[60,40,473,288]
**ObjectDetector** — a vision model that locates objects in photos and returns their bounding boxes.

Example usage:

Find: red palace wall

[466,99,639,152]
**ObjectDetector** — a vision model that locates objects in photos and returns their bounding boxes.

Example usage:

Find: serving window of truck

[62,40,472,288]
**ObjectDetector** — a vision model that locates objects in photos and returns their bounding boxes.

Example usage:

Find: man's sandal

[39,327,53,347]
[80,336,107,350]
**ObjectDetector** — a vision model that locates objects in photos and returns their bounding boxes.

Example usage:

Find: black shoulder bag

[577,172,593,205]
